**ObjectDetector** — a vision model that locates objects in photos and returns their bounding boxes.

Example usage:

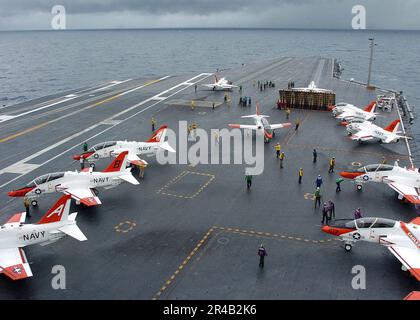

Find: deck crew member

[80,157,85,170]
[258,244,267,268]
[328,200,335,219]
[191,100,196,110]
[336,177,343,192]
[279,152,285,168]
[321,203,329,224]
[354,208,362,219]
[245,174,253,189]
[83,142,88,152]
[314,187,322,208]
[315,174,323,188]
[151,117,156,132]
[194,84,197,93]
[298,168,303,184]
[275,143,281,158]
[328,157,335,173]
[313,149,317,163]
[295,119,301,131]
[286,108,291,120]
[24,198,31,218]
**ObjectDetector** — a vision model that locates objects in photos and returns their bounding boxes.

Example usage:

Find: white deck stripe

[0,73,212,189]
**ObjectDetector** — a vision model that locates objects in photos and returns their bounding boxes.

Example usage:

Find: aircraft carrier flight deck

[0,57,418,299]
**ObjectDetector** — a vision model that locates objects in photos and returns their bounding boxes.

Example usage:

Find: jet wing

[3,212,26,227]
[0,247,33,280]
[63,187,102,206]
[388,246,420,281]
[127,152,148,167]
[350,129,374,142]
[269,123,292,130]
[229,124,259,130]
[387,182,420,204]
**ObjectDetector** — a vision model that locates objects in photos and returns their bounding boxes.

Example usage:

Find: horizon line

[1,27,420,32]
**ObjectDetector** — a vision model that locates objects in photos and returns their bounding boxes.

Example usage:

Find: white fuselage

[87,141,161,162]
[336,108,375,121]
[0,220,73,249]
[348,122,400,143]
[332,104,358,116]
[355,166,420,187]
[339,219,420,249]
[25,170,126,199]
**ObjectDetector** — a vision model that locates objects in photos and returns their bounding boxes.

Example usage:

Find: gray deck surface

[0,57,418,299]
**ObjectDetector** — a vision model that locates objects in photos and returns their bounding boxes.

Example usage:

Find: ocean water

[0,28,419,125]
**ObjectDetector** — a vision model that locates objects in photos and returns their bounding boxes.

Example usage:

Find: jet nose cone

[73,154,81,160]
[340,171,361,179]
[340,121,349,126]
[327,105,335,111]
[8,187,34,197]
[321,225,331,233]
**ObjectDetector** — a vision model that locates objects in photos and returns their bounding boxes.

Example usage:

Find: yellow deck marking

[0,122,49,143]
[152,225,335,300]
[0,78,163,143]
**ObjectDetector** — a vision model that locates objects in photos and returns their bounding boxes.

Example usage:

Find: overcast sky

[0,0,419,31]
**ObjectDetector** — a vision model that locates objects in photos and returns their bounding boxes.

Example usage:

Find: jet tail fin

[58,214,87,241]
[147,125,167,143]
[37,195,71,225]
[103,151,128,173]
[363,101,376,113]
[384,119,400,133]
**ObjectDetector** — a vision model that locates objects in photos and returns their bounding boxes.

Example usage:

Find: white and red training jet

[72,125,175,169]
[340,162,420,203]
[229,104,291,142]
[0,195,86,280]
[202,75,238,91]
[8,151,139,207]
[328,101,375,117]
[347,119,410,144]
[322,216,420,281]
[334,101,378,122]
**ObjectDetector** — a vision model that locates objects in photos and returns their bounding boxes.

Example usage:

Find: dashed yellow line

[115,220,137,233]
[157,170,215,199]
[152,225,336,300]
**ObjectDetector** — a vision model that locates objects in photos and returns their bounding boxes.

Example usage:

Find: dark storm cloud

[0,0,419,30]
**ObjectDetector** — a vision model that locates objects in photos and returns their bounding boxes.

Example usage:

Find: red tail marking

[147,125,167,143]
[37,195,70,224]
[103,151,128,172]
[363,101,376,113]
[384,119,400,133]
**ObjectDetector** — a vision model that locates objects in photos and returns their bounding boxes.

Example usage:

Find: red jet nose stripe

[340,171,364,179]
[327,106,335,111]
[8,187,35,197]
[73,152,94,160]
[321,226,355,236]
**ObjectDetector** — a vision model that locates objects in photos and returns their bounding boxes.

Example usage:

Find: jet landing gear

[344,243,353,252]
[30,199,38,207]
[89,162,96,170]
[356,184,363,191]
